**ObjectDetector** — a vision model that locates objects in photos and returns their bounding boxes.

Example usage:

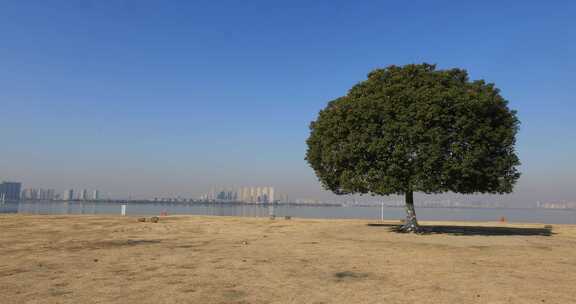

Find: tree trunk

[400,190,420,233]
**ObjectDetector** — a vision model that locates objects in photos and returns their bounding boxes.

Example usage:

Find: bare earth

[1,215,575,304]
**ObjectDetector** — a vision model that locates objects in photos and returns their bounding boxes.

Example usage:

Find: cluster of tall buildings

[0,179,105,203]
[0,181,22,202]
[536,201,576,209]
[239,186,275,203]
[21,188,56,201]
[62,189,100,201]
[201,186,275,203]
[20,187,100,201]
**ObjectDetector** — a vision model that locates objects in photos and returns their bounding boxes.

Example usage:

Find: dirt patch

[69,239,163,251]
[222,289,247,300]
[334,271,371,281]
[0,268,30,277]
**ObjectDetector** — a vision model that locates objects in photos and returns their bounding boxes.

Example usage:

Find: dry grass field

[1,215,575,304]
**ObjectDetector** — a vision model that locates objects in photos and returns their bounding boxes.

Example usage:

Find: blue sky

[1,1,575,204]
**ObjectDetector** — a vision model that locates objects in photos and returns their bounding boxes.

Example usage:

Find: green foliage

[306,63,520,196]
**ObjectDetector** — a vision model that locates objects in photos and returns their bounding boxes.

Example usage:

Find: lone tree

[306,64,520,232]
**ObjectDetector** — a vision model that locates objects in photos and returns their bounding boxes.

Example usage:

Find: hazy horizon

[2,1,576,205]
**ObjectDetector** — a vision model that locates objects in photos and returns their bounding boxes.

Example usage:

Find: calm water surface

[2,201,576,224]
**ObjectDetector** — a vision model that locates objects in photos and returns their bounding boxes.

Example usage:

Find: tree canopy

[305,64,520,231]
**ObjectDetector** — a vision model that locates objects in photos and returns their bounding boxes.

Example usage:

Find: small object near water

[241,241,248,245]
[285,216,292,220]
[269,215,276,220]
[151,216,159,223]
[499,216,507,223]
[138,218,146,222]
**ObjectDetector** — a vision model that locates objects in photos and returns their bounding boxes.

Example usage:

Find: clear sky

[1,1,575,204]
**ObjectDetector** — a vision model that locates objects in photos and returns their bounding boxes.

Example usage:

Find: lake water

[2,201,576,224]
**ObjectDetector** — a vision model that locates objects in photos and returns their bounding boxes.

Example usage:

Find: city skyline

[200,186,276,203]
[3,174,573,207]
[5,178,576,209]
[2,2,576,206]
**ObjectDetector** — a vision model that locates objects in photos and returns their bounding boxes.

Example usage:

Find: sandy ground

[1,215,575,304]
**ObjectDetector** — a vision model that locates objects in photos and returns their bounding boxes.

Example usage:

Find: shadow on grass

[367,223,553,236]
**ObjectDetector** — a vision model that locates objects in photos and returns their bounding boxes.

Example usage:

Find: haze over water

[2,1,576,206]
[2,201,576,225]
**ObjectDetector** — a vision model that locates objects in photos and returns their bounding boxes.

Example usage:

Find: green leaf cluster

[305,64,521,196]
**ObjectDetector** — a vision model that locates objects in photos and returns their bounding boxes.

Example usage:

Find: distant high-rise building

[244,187,249,202]
[42,189,55,200]
[256,187,263,203]
[92,190,99,201]
[63,189,74,201]
[209,187,216,201]
[0,182,22,201]
[21,188,36,200]
[238,187,244,202]
[79,189,88,201]
[268,187,275,203]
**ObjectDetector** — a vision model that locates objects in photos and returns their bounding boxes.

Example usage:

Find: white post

[381,202,384,222]
[121,204,127,216]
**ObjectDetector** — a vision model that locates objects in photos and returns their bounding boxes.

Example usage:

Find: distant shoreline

[9,199,576,211]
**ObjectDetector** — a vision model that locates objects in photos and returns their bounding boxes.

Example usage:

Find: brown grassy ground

[1,215,575,304]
